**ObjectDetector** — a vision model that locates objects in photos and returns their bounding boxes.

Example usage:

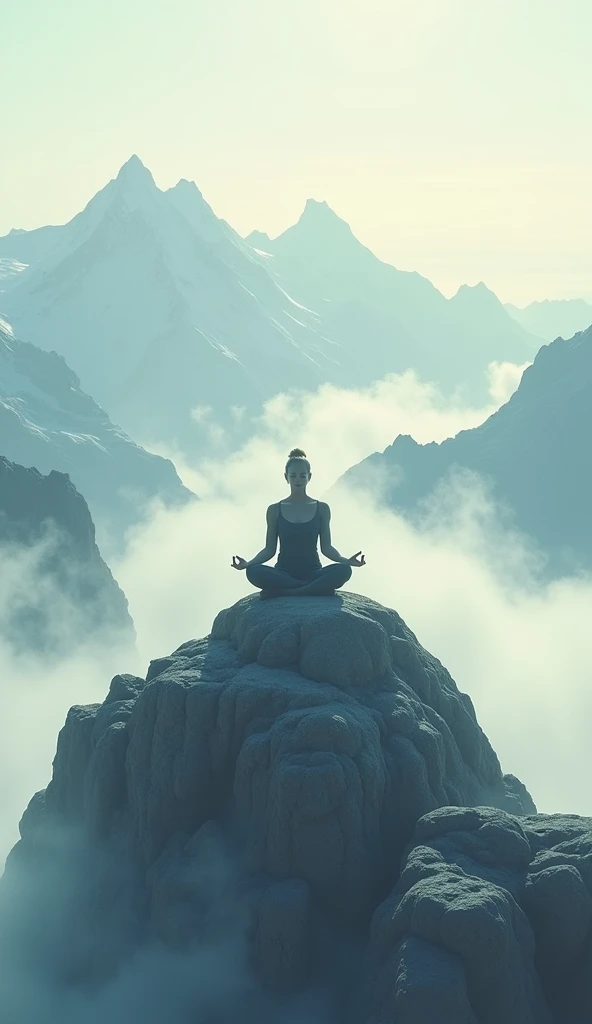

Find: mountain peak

[283,198,356,247]
[304,197,332,213]
[245,229,272,250]
[164,176,230,248]
[114,154,156,190]
[301,197,347,225]
[455,281,494,297]
[168,177,204,200]
[451,281,504,309]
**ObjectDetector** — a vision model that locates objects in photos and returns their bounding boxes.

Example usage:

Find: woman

[231,448,365,597]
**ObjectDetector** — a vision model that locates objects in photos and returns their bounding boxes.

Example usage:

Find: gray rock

[362,805,592,1024]
[361,935,479,1024]
[253,878,311,991]
[5,592,590,1022]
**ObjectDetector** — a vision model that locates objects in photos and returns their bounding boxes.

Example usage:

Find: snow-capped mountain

[0,157,542,458]
[0,158,337,454]
[0,316,192,553]
[247,200,543,390]
[337,324,592,578]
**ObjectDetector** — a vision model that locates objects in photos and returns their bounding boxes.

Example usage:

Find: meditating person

[231,448,365,597]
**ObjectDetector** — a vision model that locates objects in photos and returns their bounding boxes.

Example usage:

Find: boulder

[360,806,592,1024]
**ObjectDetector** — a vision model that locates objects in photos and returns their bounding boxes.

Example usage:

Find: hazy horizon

[3,0,591,306]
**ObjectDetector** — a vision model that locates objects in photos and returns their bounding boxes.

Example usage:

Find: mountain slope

[505,298,592,342]
[0,159,543,459]
[0,159,342,453]
[338,325,592,577]
[247,200,543,393]
[0,455,133,654]
[0,317,192,552]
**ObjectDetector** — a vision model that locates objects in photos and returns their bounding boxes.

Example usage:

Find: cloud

[0,639,139,868]
[174,370,503,501]
[4,366,587,867]
[0,535,140,866]
[116,372,592,818]
[487,360,530,405]
[0,821,334,1023]
[1,368,590,1020]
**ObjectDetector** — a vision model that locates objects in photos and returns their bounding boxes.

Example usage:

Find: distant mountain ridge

[0,158,340,454]
[246,200,542,393]
[0,157,542,458]
[0,316,192,553]
[337,325,592,577]
[505,298,592,342]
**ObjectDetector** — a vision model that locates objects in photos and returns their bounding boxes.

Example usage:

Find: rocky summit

[2,593,591,1023]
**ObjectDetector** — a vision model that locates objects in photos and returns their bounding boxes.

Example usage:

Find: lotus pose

[231,448,365,598]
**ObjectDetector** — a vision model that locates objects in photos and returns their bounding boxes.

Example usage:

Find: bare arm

[245,504,279,566]
[319,502,349,563]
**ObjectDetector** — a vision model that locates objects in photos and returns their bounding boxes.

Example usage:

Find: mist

[1,364,590,1021]
[117,368,591,818]
[3,362,589,873]
[3,361,589,869]
[0,820,334,1023]
[0,536,140,864]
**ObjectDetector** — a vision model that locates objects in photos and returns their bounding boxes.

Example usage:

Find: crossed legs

[246,562,352,597]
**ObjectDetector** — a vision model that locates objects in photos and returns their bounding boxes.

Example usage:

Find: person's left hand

[348,551,366,567]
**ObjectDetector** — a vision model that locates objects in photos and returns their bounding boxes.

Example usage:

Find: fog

[1,362,591,1021]
[3,362,590,872]
[118,366,591,819]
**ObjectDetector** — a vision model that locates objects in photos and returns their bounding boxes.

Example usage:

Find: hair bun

[288,447,307,458]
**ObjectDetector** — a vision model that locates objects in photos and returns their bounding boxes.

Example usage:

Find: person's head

[284,448,311,490]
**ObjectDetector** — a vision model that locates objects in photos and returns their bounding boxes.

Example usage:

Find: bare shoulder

[266,502,280,520]
[318,500,331,519]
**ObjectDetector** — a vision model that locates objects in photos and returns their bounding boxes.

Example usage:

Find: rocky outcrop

[359,806,592,1024]
[2,593,590,1022]
[0,455,133,652]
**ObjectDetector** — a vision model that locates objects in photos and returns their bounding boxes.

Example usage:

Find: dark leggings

[246,562,352,596]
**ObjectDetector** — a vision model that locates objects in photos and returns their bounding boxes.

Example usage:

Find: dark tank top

[275,501,322,580]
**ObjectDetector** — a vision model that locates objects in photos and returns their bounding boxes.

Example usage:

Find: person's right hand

[231,555,248,571]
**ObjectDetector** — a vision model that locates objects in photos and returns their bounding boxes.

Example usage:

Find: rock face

[0,455,133,653]
[360,806,592,1024]
[2,593,590,1022]
[339,325,592,578]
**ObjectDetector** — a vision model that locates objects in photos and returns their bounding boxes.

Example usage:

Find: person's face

[285,464,311,489]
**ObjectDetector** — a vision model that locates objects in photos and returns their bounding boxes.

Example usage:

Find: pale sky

[2,0,591,304]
